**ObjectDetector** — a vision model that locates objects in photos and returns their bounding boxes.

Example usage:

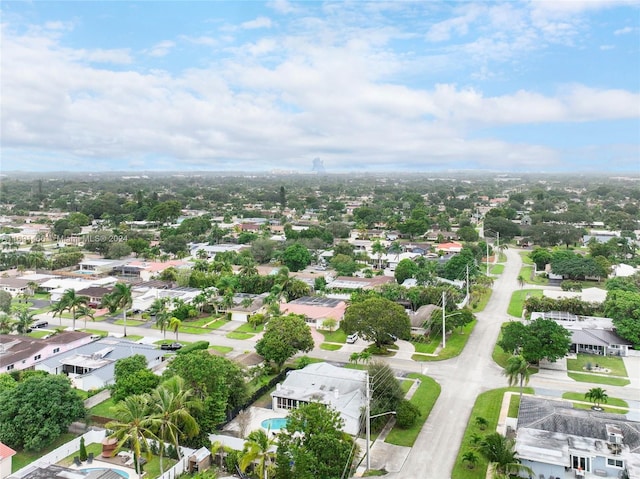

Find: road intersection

[34,247,640,478]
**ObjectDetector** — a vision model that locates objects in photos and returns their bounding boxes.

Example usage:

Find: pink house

[281,296,347,329]
[0,331,92,373]
[0,442,17,478]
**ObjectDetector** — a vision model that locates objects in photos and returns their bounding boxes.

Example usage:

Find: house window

[34,354,41,361]
[571,455,591,472]
[607,458,624,468]
[53,348,60,353]
[6,364,14,371]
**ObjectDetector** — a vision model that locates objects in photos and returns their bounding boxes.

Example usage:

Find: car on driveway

[346,333,358,344]
[160,342,182,351]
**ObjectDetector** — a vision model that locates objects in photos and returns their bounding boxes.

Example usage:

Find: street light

[441,291,465,349]
[483,228,499,275]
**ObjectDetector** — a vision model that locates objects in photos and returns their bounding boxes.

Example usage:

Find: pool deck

[223,406,288,437]
[68,457,139,479]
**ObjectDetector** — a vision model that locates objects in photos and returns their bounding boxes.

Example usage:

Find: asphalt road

[35,248,640,478]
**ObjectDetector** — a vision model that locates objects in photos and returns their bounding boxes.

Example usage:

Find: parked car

[32,320,48,329]
[346,333,358,344]
[160,342,183,351]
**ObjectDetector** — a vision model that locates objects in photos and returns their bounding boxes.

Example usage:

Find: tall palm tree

[109,283,133,337]
[75,305,95,329]
[14,308,35,334]
[50,300,66,326]
[371,239,385,270]
[59,289,89,331]
[504,355,531,403]
[169,317,182,341]
[585,387,608,410]
[239,429,276,479]
[106,394,158,475]
[149,376,201,473]
[475,432,533,479]
[155,309,171,339]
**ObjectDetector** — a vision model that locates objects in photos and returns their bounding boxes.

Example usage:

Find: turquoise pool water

[80,468,129,478]
[261,417,288,431]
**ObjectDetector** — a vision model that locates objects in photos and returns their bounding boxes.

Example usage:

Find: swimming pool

[80,468,129,478]
[261,417,288,431]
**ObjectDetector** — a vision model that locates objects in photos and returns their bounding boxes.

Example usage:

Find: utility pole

[466,264,469,306]
[365,370,371,471]
[442,291,446,349]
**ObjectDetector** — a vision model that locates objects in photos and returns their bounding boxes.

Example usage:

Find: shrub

[79,437,88,461]
[395,399,420,428]
[177,341,209,355]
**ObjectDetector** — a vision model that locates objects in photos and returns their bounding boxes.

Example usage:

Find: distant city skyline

[1,1,639,173]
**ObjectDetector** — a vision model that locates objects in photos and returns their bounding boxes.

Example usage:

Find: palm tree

[585,387,608,410]
[475,432,533,479]
[169,317,182,341]
[59,289,89,331]
[0,312,14,334]
[149,376,201,473]
[371,239,385,270]
[75,305,95,329]
[106,394,158,476]
[155,310,171,339]
[462,451,478,470]
[517,275,525,288]
[14,308,35,334]
[504,355,531,403]
[50,300,66,326]
[239,429,276,479]
[109,283,133,337]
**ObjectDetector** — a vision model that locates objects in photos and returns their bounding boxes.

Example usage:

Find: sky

[1,1,639,174]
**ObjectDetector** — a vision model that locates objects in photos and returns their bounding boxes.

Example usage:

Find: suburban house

[40,277,119,302]
[530,312,632,357]
[131,284,201,313]
[112,259,190,281]
[0,331,93,373]
[434,241,464,253]
[223,293,268,322]
[271,362,366,436]
[516,396,640,478]
[36,337,164,391]
[188,243,244,259]
[280,296,347,329]
[326,275,395,291]
[77,259,127,275]
[76,286,113,308]
[0,442,16,479]
[0,277,31,297]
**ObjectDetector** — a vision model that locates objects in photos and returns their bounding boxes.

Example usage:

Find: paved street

[34,248,640,478]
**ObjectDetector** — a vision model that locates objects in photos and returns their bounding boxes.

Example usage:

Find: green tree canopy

[274,402,354,479]
[281,243,312,272]
[255,314,314,371]
[498,319,572,364]
[0,374,85,451]
[342,297,411,348]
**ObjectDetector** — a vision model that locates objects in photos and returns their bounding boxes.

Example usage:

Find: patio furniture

[73,456,82,467]
[87,452,94,464]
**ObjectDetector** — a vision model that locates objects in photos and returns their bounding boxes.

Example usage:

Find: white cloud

[147,40,175,57]
[268,0,297,15]
[614,26,633,35]
[241,17,273,30]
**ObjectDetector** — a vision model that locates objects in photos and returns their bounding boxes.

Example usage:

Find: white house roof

[543,287,607,303]
[272,362,366,436]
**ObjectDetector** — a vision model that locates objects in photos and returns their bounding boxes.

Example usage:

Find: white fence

[9,429,106,478]
[8,429,194,479]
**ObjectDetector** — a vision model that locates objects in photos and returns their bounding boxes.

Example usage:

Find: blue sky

[1,1,639,173]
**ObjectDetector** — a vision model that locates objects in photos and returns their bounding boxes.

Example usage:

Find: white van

[346,333,358,344]
[90,334,102,341]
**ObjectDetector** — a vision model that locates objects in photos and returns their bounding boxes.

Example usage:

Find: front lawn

[320,343,342,351]
[412,320,476,361]
[471,288,492,313]
[235,322,265,333]
[567,372,630,386]
[490,264,504,275]
[452,387,534,479]
[562,392,628,414]
[507,289,543,318]
[319,329,347,343]
[210,345,233,355]
[385,374,441,447]
[566,354,628,377]
[89,398,118,419]
[226,332,253,340]
[411,336,440,354]
[12,433,78,472]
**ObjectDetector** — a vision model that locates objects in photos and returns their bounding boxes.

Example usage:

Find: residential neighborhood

[0,171,639,479]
